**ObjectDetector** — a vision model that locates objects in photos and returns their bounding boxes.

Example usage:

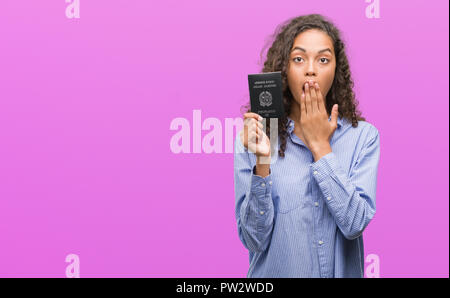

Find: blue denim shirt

[234,115,380,278]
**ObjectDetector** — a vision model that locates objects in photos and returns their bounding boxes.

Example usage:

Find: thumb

[331,104,338,127]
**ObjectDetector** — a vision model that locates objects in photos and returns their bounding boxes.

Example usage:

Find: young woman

[234,14,380,278]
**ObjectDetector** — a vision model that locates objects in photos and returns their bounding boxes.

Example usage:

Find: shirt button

[327,196,331,201]
[314,202,319,207]
[269,181,272,185]
[313,171,318,175]
[318,240,324,245]
[290,122,294,126]
[261,183,265,187]
[260,211,264,215]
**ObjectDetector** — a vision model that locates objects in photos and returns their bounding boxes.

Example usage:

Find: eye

[293,57,304,63]
[319,58,330,64]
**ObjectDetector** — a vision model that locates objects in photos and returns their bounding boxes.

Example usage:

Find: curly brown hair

[241,14,365,157]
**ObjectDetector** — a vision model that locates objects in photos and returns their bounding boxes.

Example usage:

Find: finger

[256,120,263,130]
[255,126,264,143]
[244,118,263,130]
[244,115,263,133]
[245,121,257,143]
[310,82,318,114]
[305,82,312,115]
[249,123,261,137]
[254,125,267,145]
[249,121,263,135]
[250,131,260,145]
[249,130,257,142]
[312,82,319,113]
[331,104,339,128]
[244,112,263,122]
[300,91,307,119]
[254,129,261,145]
[315,82,326,113]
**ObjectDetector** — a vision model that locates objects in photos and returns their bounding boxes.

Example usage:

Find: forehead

[291,29,334,53]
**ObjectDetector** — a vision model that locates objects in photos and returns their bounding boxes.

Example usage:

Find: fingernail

[305,83,309,88]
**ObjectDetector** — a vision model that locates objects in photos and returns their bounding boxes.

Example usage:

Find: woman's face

[287,29,336,106]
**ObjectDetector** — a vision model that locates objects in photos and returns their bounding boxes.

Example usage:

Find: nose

[305,60,316,78]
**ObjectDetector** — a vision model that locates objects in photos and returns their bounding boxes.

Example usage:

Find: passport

[248,71,285,119]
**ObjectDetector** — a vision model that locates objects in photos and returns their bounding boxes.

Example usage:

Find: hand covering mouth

[303,80,316,91]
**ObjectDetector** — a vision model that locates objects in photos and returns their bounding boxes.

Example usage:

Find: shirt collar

[286,114,343,134]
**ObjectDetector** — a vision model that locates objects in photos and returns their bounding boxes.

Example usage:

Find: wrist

[255,162,270,177]
[310,142,332,161]
[256,154,271,165]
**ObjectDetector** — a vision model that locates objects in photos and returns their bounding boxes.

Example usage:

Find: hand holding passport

[240,112,272,158]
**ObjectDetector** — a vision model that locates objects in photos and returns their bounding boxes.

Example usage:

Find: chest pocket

[265,166,312,214]
[277,197,304,213]
[275,180,310,214]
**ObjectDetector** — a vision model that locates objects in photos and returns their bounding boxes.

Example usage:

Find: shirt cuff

[250,165,273,197]
[310,151,339,184]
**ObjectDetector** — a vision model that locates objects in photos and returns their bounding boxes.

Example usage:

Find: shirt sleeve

[310,125,380,240]
[234,134,275,253]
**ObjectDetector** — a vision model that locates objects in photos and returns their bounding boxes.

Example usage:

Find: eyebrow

[291,47,333,54]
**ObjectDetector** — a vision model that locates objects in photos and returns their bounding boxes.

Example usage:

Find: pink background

[0,0,448,277]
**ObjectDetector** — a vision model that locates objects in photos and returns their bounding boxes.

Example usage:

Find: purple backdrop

[0,0,448,277]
